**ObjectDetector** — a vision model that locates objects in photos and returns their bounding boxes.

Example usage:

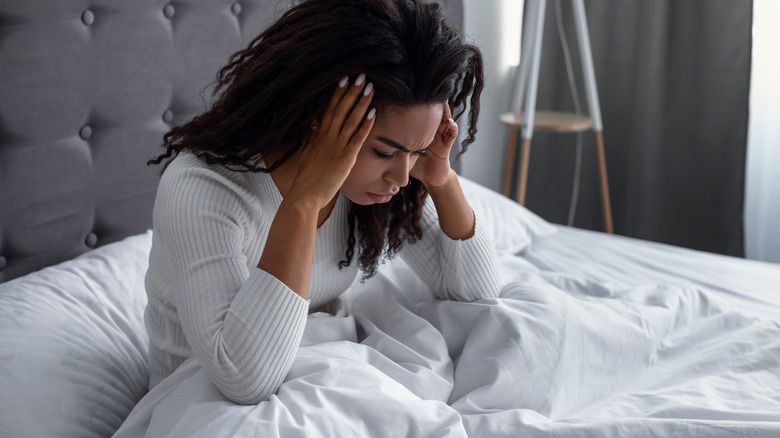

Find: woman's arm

[259,74,375,299]
[402,104,501,301]
[158,76,375,405]
[425,168,475,241]
[399,189,501,302]
[257,197,320,299]
[156,164,310,405]
[410,103,475,242]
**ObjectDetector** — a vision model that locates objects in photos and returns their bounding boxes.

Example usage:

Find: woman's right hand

[286,74,376,209]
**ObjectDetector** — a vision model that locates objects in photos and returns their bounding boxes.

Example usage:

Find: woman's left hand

[410,102,458,189]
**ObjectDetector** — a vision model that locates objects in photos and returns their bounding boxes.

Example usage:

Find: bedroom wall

[458,0,522,192]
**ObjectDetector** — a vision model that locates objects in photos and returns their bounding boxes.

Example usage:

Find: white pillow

[459,176,556,254]
[0,231,152,438]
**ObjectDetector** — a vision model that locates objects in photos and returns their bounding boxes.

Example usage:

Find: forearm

[399,196,501,302]
[257,197,319,299]
[425,169,475,241]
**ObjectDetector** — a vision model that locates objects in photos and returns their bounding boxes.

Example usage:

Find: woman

[144,0,501,405]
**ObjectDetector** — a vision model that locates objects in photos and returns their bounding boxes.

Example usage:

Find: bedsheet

[115,252,780,437]
[525,225,780,319]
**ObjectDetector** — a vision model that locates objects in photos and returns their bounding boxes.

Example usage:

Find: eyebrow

[377,136,434,153]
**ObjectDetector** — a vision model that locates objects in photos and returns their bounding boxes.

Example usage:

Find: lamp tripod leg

[516,138,532,205]
[595,130,614,234]
[502,128,518,197]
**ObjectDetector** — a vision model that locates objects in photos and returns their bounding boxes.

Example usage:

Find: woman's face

[340,104,444,205]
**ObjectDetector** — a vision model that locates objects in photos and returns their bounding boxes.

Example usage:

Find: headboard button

[81,10,95,26]
[164,4,176,19]
[0,256,6,271]
[231,2,243,16]
[79,125,93,140]
[85,233,98,248]
[162,109,174,124]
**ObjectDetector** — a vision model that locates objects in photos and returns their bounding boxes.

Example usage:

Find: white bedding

[2,178,779,438]
[115,257,780,437]
[526,225,780,319]
[0,231,152,438]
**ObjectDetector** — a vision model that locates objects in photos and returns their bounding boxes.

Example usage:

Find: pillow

[0,231,152,438]
[459,176,556,254]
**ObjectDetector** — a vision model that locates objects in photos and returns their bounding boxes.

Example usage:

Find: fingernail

[363,82,373,96]
[448,118,456,124]
[338,76,349,88]
[366,108,376,120]
[355,73,366,86]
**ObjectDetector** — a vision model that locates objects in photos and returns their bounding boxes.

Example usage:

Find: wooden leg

[594,130,614,234]
[516,138,532,205]
[502,128,518,197]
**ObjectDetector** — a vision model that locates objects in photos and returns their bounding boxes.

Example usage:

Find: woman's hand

[410,102,475,240]
[410,102,458,190]
[287,74,376,209]
[258,75,374,299]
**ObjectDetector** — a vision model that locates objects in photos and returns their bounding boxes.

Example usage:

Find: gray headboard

[0,0,463,283]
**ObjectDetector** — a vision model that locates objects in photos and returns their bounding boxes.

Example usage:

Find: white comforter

[115,253,780,437]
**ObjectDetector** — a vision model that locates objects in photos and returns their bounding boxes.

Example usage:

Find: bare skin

[259,75,475,299]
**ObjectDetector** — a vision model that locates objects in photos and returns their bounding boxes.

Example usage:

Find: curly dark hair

[149,0,484,280]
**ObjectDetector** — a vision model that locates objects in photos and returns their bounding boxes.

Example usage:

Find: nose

[383,155,411,188]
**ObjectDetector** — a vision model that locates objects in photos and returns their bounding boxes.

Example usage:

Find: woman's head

[151,0,485,279]
[152,0,483,171]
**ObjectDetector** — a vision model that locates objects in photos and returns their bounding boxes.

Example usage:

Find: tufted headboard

[0,0,463,283]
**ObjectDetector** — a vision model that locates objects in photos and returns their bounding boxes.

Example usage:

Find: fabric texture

[459,176,557,254]
[143,151,502,404]
[0,231,152,438]
[117,234,780,438]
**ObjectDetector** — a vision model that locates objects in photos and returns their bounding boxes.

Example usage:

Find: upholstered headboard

[0,0,463,283]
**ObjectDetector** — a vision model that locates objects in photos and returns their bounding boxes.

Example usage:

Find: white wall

[460,0,523,192]
[744,0,780,263]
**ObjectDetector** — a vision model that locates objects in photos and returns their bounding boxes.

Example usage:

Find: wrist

[424,168,457,194]
[277,195,321,224]
[284,186,332,211]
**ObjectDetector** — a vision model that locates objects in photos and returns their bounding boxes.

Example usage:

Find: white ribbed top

[144,151,501,404]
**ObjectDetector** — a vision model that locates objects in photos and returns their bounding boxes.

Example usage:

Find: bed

[2,1,779,437]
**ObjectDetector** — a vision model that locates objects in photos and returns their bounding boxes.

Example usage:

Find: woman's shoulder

[163,150,241,184]
[156,151,275,218]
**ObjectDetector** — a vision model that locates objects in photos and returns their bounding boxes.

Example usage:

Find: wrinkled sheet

[525,225,780,320]
[115,253,780,437]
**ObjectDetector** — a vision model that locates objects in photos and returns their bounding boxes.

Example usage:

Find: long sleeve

[399,196,501,302]
[151,162,309,404]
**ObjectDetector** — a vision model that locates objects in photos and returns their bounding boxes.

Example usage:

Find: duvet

[117,252,780,436]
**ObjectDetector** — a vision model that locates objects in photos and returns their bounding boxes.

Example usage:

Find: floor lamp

[501,0,614,234]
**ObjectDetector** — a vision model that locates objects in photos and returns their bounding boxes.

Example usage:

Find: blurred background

[456,0,779,264]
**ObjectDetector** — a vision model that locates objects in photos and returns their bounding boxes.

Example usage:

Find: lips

[367,192,395,204]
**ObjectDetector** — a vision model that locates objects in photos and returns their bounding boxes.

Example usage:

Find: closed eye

[373,149,393,160]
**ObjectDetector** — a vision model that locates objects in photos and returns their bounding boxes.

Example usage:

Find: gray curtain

[522,0,752,257]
